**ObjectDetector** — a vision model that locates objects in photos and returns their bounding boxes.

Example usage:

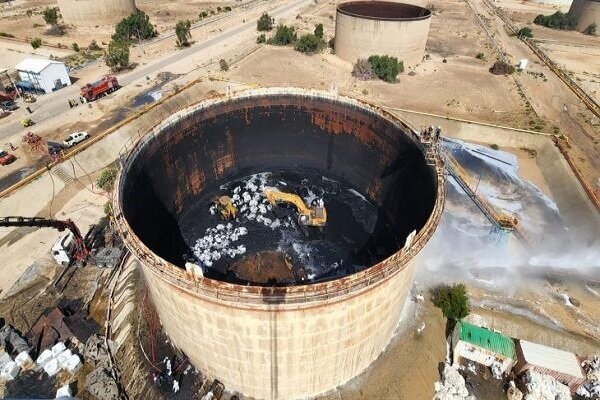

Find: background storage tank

[569,0,600,33]
[114,88,444,400]
[58,0,137,26]
[334,1,432,67]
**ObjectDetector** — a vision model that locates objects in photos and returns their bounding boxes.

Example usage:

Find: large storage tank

[114,88,444,400]
[569,0,600,33]
[334,1,432,67]
[58,0,136,26]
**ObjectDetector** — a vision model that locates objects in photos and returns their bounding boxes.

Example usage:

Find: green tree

[257,12,274,31]
[368,55,402,82]
[432,283,470,321]
[199,11,209,19]
[105,39,130,71]
[97,167,118,191]
[295,34,321,54]
[113,11,157,42]
[175,19,192,47]
[88,40,101,51]
[268,24,296,45]
[314,23,323,39]
[219,59,229,71]
[43,7,58,25]
[517,26,533,38]
[533,11,577,30]
[256,34,266,43]
[30,37,42,49]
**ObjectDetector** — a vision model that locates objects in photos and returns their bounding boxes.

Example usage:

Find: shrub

[224,6,232,11]
[257,12,274,31]
[104,202,112,216]
[256,34,266,43]
[328,37,334,50]
[175,19,192,47]
[30,37,42,49]
[219,58,229,71]
[490,143,499,150]
[533,11,577,30]
[314,23,323,39]
[352,59,373,81]
[0,32,15,38]
[113,11,157,42]
[516,27,533,38]
[475,52,485,60]
[216,6,222,12]
[367,55,402,82]
[72,42,79,52]
[43,7,58,25]
[88,40,101,51]
[294,34,321,54]
[104,39,129,70]
[97,167,117,191]
[199,11,209,19]
[490,60,515,75]
[583,23,597,36]
[268,24,296,45]
[432,283,470,321]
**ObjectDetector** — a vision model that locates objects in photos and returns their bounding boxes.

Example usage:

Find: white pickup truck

[63,131,89,148]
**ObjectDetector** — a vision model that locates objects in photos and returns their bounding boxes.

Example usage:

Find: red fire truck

[80,75,119,102]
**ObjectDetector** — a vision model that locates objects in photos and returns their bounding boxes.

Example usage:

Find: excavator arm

[264,190,327,227]
[0,217,89,261]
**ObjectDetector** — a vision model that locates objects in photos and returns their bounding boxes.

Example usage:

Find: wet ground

[179,169,401,285]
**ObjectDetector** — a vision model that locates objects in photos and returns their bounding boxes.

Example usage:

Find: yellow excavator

[264,189,327,227]
[213,196,237,220]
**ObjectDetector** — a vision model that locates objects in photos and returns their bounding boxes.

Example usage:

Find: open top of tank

[118,89,439,286]
[337,1,432,21]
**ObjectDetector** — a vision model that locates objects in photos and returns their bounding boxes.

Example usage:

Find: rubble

[83,334,110,369]
[523,370,571,400]
[56,384,73,398]
[577,355,600,399]
[14,351,34,370]
[0,324,32,354]
[506,381,523,400]
[85,367,119,400]
[433,363,475,400]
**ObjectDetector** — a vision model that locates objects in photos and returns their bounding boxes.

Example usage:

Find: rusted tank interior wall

[121,94,437,271]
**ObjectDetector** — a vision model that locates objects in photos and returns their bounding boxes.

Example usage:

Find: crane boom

[264,190,327,227]
[0,216,89,261]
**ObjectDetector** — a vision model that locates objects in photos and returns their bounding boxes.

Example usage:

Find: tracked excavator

[264,189,327,227]
[0,217,89,263]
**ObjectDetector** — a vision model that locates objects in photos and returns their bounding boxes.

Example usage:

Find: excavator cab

[264,189,327,227]
[213,196,237,220]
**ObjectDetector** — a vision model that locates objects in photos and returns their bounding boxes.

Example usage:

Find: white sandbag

[1,360,21,380]
[56,349,73,369]
[43,358,61,377]
[15,351,34,369]
[56,384,72,397]
[51,342,67,357]
[36,349,54,367]
[0,351,11,370]
[64,354,82,374]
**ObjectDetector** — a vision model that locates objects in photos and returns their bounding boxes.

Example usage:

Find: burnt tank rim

[337,1,432,21]
[113,88,445,301]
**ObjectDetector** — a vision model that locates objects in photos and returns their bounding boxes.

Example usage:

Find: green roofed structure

[451,321,517,375]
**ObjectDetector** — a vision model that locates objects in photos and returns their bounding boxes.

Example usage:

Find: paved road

[0,0,310,142]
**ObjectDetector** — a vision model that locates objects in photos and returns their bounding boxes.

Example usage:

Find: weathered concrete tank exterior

[569,0,600,33]
[334,1,432,67]
[58,0,136,26]
[114,88,444,400]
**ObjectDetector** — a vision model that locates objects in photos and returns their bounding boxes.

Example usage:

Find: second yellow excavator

[264,189,327,227]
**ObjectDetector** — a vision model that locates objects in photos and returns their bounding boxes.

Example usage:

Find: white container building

[14,58,71,94]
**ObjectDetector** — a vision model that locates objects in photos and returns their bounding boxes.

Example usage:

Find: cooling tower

[569,0,600,33]
[58,0,137,26]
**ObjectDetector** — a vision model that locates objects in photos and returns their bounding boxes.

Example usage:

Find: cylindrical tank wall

[527,0,572,5]
[114,88,444,400]
[143,258,417,399]
[569,0,600,32]
[334,2,431,67]
[58,0,137,26]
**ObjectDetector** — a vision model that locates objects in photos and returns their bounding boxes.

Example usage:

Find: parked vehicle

[0,150,16,165]
[63,131,89,147]
[81,75,119,102]
[47,141,63,156]
[0,101,18,111]
[21,118,34,127]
